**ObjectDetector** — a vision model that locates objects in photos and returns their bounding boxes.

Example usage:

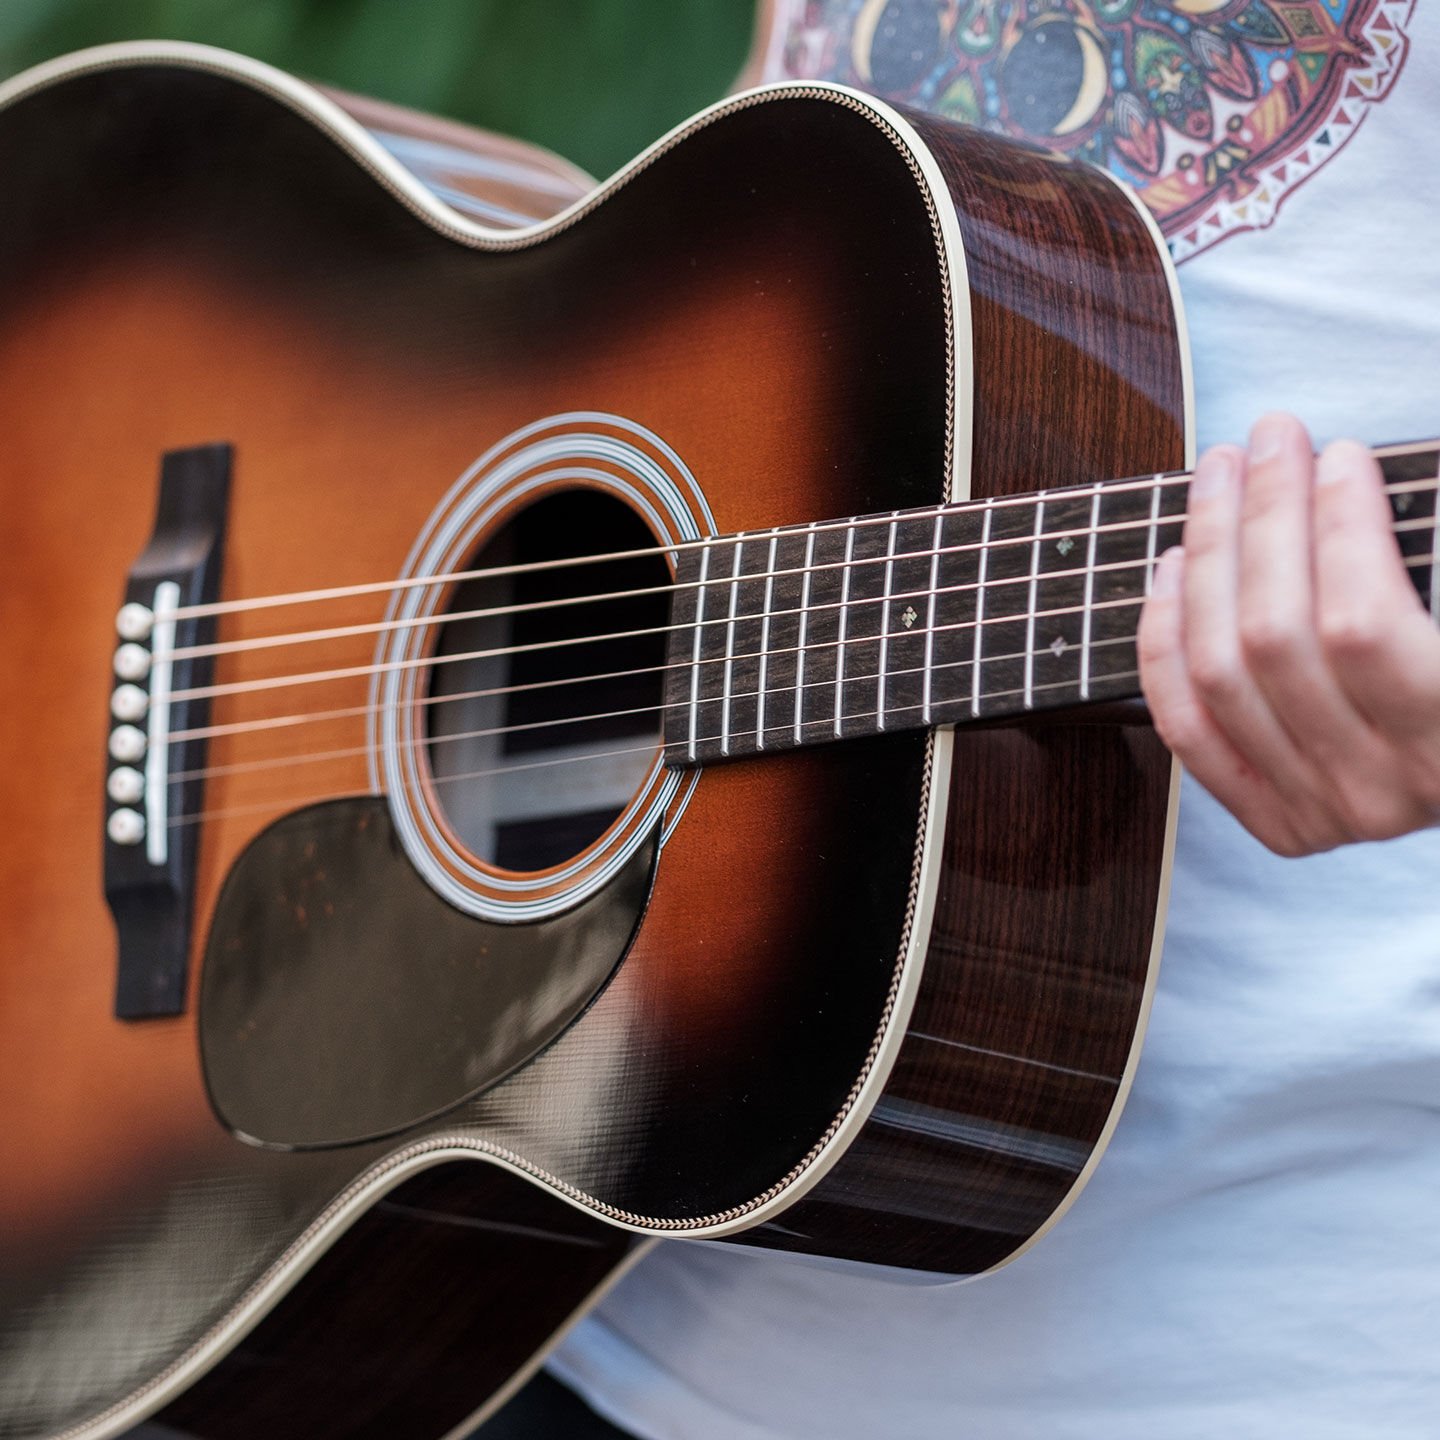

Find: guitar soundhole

[424,489,670,875]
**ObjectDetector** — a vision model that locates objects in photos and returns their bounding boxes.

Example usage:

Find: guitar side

[735,113,1190,1275]
[0,45,1185,1440]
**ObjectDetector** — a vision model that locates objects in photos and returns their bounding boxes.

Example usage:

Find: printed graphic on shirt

[774,0,1415,261]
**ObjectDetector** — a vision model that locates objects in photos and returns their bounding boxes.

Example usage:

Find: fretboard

[662,441,1440,767]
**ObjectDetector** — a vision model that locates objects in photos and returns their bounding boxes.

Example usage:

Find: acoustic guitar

[1,40,1435,1440]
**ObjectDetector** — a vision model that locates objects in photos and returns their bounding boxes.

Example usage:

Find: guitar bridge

[104,444,231,1019]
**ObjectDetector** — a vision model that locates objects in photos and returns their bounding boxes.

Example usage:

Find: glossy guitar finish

[0,43,1185,1440]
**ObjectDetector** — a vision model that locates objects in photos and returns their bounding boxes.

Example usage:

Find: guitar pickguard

[199,797,654,1148]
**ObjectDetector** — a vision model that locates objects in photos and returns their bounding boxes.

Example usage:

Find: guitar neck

[663,440,1440,766]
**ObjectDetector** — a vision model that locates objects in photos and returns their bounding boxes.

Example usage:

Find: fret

[1145,474,1188,591]
[924,513,941,722]
[921,506,982,722]
[1080,484,1100,700]
[722,534,775,759]
[754,530,780,749]
[719,536,745,756]
[883,510,948,729]
[973,494,1035,719]
[690,538,740,762]
[663,536,715,766]
[685,540,710,762]
[875,514,900,729]
[795,521,848,743]
[1019,487,1095,711]
[837,515,894,738]
[832,526,856,738]
[753,525,811,753]
[1087,473,1185,697]
[1144,472,1163,588]
[970,499,995,718]
[1022,494,1046,710]
[791,523,819,746]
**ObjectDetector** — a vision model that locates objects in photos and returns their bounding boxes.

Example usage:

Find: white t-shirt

[553,6,1440,1435]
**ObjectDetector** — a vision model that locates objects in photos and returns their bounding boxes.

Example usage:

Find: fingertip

[1316,437,1378,488]
[1189,447,1241,503]
[1249,411,1309,465]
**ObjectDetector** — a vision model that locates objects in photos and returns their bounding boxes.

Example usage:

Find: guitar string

[156,468,1207,620]
[156,471,1440,664]
[164,522,1440,749]
[165,601,1152,786]
[163,542,1440,794]
[165,645,1149,831]
[154,456,1440,627]
[150,493,1217,661]
[156,507,1440,713]
[165,546,1179,708]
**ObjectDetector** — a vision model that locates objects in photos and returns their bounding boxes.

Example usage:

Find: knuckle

[1248,805,1315,857]
[1238,611,1301,665]
[1264,828,1311,859]
[1365,794,1429,843]
[1189,644,1245,705]
[1330,773,1416,845]
[1151,699,1208,757]
[1346,800,1407,845]
[1318,608,1387,664]
[1292,807,1349,856]
[1412,756,1440,814]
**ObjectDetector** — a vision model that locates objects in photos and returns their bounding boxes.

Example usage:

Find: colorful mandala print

[773,0,1416,261]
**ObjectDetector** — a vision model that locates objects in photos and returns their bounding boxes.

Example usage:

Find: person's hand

[1137,412,1440,856]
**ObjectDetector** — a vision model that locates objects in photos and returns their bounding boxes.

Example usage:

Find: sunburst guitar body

[0,40,1201,1440]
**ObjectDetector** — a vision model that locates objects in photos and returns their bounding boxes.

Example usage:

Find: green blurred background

[0,0,757,177]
